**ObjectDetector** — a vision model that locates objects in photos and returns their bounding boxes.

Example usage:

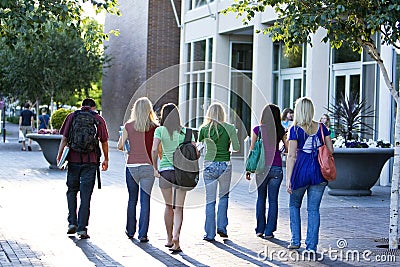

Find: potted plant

[325,93,394,196]
[27,108,72,168]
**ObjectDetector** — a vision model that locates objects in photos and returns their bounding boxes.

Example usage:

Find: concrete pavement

[0,121,399,266]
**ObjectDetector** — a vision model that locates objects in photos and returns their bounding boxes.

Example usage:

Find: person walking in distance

[281,108,294,131]
[151,103,196,253]
[19,103,35,151]
[198,103,240,241]
[286,97,333,252]
[118,97,158,242]
[57,98,109,239]
[246,104,287,239]
[38,108,50,130]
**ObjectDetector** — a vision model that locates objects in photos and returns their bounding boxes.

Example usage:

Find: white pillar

[251,19,273,127]
[306,28,330,119]
[212,34,230,103]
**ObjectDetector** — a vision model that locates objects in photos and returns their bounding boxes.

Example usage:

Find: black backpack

[173,128,199,190]
[68,110,100,155]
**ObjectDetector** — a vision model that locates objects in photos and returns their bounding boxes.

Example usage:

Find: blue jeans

[289,182,327,250]
[66,163,98,232]
[255,166,283,236]
[126,165,155,239]
[203,161,232,239]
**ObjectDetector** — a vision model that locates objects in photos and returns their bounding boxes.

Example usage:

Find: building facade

[102,0,181,140]
[178,0,399,185]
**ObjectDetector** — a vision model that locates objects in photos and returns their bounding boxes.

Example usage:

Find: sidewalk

[0,122,399,266]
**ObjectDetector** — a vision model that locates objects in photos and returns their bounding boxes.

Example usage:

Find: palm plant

[327,92,375,142]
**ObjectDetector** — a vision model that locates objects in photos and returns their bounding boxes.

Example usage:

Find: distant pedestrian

[286,97,333,252]
[38,109,50,130]
[19,102,34,151]
[246,104,287,239]
[281,108,294,131]
[118,97,158,242]
[57,98,109,239]
[151,103,196,253]
[319,113,335,138]
[198,103,240,241]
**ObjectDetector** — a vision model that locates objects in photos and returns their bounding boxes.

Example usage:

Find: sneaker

[287,244,300,249]
[77,230,90,239]
[217,231,228,238]
[203,236,215,242]
[67,225,77,235]
[256,233,264,238]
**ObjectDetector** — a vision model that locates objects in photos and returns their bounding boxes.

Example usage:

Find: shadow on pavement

[70,237,124,266]
[132,239,209,267]
[209,239,282,267]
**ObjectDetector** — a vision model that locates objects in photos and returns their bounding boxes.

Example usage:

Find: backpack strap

[183,128,192,144]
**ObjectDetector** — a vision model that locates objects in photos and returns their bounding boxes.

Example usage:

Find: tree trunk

[363,42,400,249]
[50,95,54,129]
[389,103,400,249]
[372,48,400,250]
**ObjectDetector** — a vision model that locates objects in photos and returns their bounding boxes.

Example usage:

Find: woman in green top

[198,103,240,241]
[151,103,195,253]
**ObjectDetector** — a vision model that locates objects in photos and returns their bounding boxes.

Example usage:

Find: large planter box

[27,133,62,169]
[328,148,394,196]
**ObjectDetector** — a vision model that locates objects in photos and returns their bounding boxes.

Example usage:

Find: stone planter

[328,148,394,196]
[27,133,62,169]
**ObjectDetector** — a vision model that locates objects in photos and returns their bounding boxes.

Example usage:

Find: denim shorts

[159,170,176,189]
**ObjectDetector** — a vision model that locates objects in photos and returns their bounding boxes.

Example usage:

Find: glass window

[335,76,346,101]
[231,43,253,70]
[333,43,361,63]
[193,40,206,71]
[189,0,214,10]
[280,45,302,69]
[273,43,279,71]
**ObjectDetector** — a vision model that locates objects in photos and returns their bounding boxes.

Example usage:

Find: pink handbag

[318,124,336,181]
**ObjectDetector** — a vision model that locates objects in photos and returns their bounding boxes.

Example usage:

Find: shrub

[6,116,19,124]
[50,108,72,130]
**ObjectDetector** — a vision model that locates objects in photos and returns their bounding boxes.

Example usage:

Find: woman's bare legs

[172,188,187,250]
[161,188,173,246]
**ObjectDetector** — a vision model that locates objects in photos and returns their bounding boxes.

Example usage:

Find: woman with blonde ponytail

[198,103,240,241]
[286,97,333,252]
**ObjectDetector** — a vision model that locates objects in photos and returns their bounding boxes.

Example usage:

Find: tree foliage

[0,0,120,48]
[0,19,107,105]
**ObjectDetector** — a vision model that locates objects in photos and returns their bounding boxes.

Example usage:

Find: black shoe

[77,230,90,239]
[125,231,133,239]
[67,225,77,235]
[28,146,32,151]
[139,237,149,243]
[217,231,228,238]
[203,236,215,242]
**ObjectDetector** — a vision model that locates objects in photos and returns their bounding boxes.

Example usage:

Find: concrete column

[251,19,273,127]
[306,28,330,119]
[212,34,230,103]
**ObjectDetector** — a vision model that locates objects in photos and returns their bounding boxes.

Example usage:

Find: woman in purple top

[286,97,333,252]
[246,104,287,239]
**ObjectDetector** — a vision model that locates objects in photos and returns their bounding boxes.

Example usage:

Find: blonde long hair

[202,103,226,139]
[130,97,158,132]
[293,97,315,134]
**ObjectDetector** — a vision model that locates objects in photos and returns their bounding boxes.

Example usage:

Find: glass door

[279,73,302,109]
[333,69,361,102]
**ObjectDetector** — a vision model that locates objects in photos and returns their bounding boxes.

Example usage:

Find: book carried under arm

[57,146,70,169]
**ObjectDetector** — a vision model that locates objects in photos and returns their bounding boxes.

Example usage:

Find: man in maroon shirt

[57,98,109,239]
